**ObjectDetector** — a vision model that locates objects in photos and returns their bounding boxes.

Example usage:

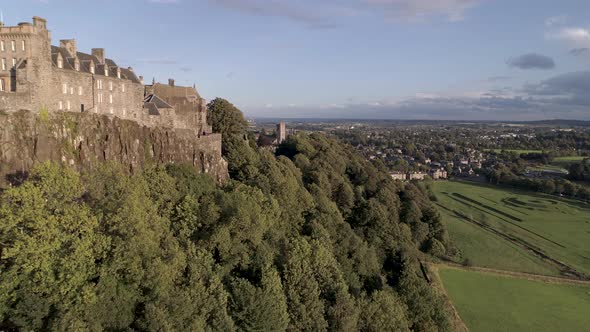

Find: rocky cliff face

[0,110,228,187]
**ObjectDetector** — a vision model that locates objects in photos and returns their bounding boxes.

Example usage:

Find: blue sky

[4,0,590,120]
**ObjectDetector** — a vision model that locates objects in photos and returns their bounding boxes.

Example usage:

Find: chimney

[92,48,105,64]
[60,39,77,58]
[168,78,175,87]
[32,16,47,30]
[139,76,144,85]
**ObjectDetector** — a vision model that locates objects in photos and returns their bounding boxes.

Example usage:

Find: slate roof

[144,102,160,116]
[144,94,174,116]
[50,45,141,83]
[144,94,173,109]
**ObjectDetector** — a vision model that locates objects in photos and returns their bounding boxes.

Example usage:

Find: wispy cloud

[570,48,589,56]
[210,0,481,27]
[251,71,590,120]
[212,0,339,29]
[487,76,512,82]
[363,0,481,22]
[545,15,567,27]
[137,59,178,65]
[148,0,179,3]
[507,53,555,70]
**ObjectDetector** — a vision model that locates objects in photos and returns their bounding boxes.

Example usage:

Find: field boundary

[431,262,590,286]
[424,263,470,332]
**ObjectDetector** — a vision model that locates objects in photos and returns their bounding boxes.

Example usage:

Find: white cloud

[548,27,590,47]
[211,0,481,26]
[363,0,480,22]
[545,15,567,27]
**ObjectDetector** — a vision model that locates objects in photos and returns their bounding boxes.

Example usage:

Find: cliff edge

[0,110,228,186]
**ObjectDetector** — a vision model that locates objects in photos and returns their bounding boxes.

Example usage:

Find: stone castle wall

[0,17,205,133]
[0,110,228,187]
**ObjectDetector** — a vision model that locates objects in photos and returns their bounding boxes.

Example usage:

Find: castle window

[109,108,113,114]
[105,68,109,76]
[59,101,63,110]
[109,81,113,91]
[0,79,4,92]
[11,41,15,52]
[62,83,67,94]
[1,59,5,71]
[57,57,63,68]
[117,69,121,79]
[109,94,113,104]
[75,61,80,71]
[90,65,95,74]
[78,86,83,95]
[70,87,74,95]
[123,108,126,116]
[121,83,125,92]
[0,41,4,52]
[67,100,71,110]
[21,41,25,51]
[98,93,103,103]
[12,58,16,68]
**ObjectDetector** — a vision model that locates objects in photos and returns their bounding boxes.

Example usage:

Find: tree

[207,98,248,146]
[0,163,106,330]
[359,290,410,332]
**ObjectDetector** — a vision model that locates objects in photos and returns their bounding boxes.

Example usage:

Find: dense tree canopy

[0,100,452,331]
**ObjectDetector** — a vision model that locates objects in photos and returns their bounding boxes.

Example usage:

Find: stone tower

[0,16,52,107]
[277,121,286,144]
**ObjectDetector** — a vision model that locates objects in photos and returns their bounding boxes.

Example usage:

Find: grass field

[485,149,543,154]
[439,268,590,332]
[553,156,586,162]
[432,181,590,276]
[526,164,568,173]
[551,156,587,168]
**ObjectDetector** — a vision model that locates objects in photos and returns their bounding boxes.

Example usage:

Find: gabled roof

[144,102,160,115]
[144,94,173,109]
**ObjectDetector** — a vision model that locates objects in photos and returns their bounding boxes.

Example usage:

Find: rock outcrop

[0,110,228,187]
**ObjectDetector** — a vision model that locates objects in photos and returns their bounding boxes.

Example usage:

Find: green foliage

[359,290,410,332]
[0,100,453,330]
[38,105,49,123]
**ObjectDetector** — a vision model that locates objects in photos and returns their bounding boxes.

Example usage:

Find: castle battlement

[0,16,210,135]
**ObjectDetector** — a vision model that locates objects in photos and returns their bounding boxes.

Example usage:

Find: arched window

[57,57,63,69]
[0,79,4,92]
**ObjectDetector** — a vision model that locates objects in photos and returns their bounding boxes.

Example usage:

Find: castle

[0,16,211,134]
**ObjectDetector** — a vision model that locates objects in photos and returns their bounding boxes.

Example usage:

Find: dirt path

[430,262,590,286]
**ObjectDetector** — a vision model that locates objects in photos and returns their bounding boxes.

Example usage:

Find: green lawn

[438,207,560,276]
[440,268,590,332]
[433,181,590,276]
[485,149,543,154]
[554,156,586,162]
[551,156,587,168]
[526,164,568,173]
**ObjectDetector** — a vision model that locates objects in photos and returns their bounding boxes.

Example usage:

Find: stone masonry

[0,16,210,134]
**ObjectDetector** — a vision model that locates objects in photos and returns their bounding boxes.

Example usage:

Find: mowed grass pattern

[433,181,590,276]
[440,268,590,332]
[437,207,560,276]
